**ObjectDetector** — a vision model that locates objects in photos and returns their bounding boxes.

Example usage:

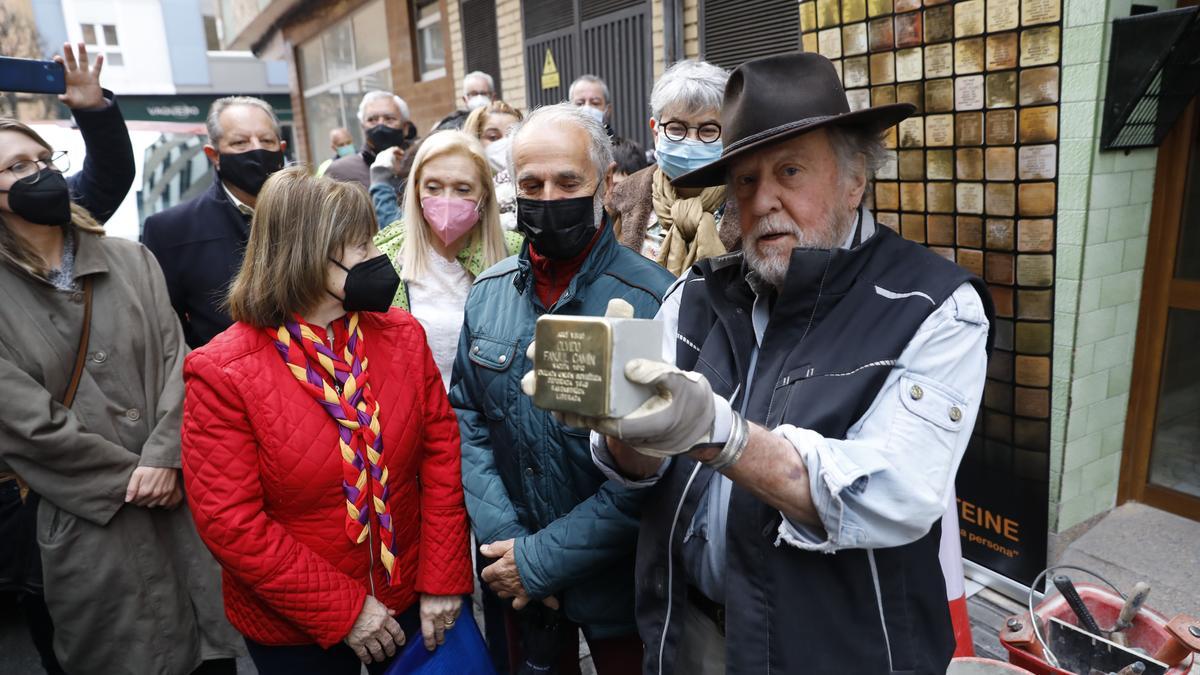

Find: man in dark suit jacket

[142,96,285,348]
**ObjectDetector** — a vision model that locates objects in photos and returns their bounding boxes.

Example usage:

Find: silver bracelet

[704,411,750,472]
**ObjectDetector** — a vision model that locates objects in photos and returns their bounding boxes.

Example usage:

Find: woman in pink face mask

[374,131,522,389]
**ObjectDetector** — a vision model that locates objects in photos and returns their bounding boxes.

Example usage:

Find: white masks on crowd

[466,95,491,111]
[580,105,606,126]
[485,136,511,174]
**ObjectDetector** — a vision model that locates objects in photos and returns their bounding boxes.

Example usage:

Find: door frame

[1118,98,1200,520]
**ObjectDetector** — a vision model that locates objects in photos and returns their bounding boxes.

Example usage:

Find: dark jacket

[67,91,137,223]
[449,222,673,638]
[324,149,373,188]
[141,178,251,349]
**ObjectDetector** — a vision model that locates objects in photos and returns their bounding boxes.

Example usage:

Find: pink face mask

[421,196,481,246]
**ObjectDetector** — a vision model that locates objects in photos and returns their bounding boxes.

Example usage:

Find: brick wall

[1049,0,1171,534]
[683,0,700,59]
[496,0,526,110]
[448,0,465,100]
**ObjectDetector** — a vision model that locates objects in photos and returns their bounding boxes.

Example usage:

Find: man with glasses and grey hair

[325,90,413,189]
[450,102,673,673]
[143,95,286,348]
[606,59,738,276]
[462,70,496,110]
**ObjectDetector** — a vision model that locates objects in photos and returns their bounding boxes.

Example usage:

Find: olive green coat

[0,230,241,675]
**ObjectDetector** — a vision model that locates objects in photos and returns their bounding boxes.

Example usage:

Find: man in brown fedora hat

[563,52,995,673]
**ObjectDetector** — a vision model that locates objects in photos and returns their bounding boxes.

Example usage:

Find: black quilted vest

[634,225,993,674]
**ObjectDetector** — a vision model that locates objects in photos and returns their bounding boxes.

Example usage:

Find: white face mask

[580,105,606,125]
[466,94,491,111]
[485,135,511,174]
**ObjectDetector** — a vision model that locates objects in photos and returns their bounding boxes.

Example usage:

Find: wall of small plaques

[800,0,1061,584]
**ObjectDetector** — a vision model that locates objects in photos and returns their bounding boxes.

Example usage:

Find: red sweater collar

[528,228,602,309]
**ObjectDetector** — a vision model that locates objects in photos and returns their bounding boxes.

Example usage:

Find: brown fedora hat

[672,52,914,188]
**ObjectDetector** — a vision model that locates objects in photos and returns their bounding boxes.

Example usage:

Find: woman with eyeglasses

[0,44,242,675]
[606,59,740,276]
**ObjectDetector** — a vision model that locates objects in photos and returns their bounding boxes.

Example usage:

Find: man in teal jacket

[450,103,673,673]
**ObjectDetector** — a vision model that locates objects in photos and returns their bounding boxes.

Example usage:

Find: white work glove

[370,145,402,170]
[520,299,716,458]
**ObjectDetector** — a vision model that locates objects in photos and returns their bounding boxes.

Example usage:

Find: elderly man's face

[571,82,609,115]
[329,128,353,152]
[213,105,282,155]
[362,98,404,130]
[512,122,607,202]
[730,128,866,286]
[463,76,494,104]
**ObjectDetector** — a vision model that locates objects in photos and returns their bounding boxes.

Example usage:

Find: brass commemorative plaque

[800,2,818,33]
[987,33,1019,70]
[955,38,985,75]
[802,32,819,54]
[955,0,985,38]
[988,0,1020,31]
[956,112,984,145]
[899,150,925,180]
[895,12,923,48]
[1016,255,1054,287]
[925,114,954,147]
[986,183,1016,216]
[924,5,954,43]
[925,43,954,78]
[817,0,840,28]
[925,78,954,112]
[844,56,871,88]
[896,47,923,82]
[843,23,869,56]
[1018,290,1053,320]
[1018,218,1055,252]
[987,218,1015,250]
[846,88,872,111]
[873,85,898,106]
[532,315,663,418]
[899,117,925,147]
[928,214,955,244]
[868,0,894,17]
[876,182,900,210]
[843,0,868,23]
[1018,144,1057,180]
[927,182,955,213]
[895,0,921,11]
[958,249,984,276]
[957,148,984,180]
[986,252,1014,285]
[876,212,900,233]
[956,182,984,214]
[900,182,926,211]
[1022,0,1061,26]
[901,214,926,242]
[1019,105,1059,143]
[870,52,896,84]
[877,150,899,180]
[926,149,954,180]
[1018,182,1056,217]
[1021,26,1061,67]
[884,121,898,148]
[1020,66,1059,105]
[986,72,1017,108]
[955,75,985,111]
[818,27,843,59]
[1015,355,1051,386]
[986,109,1017,144]
[869,17,895,51]
[958,216,984,248]
[986,147,1016,180]
[897,82,924,110]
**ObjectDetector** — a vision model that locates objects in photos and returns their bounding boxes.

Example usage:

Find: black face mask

[2,168,72,227]
[516,195,599,260]
[217,148,285,196]
[366,124,409,154]
[329,254,401,313]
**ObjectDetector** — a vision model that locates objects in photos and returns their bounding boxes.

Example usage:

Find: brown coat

[0,230,241,675]
[606,164,741,255]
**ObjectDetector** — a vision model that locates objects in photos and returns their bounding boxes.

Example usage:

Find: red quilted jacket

[181,310,473,648]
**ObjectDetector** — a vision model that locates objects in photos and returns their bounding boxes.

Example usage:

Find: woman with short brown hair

[182,166,474,675]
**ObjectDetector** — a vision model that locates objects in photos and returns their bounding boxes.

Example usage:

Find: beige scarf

[652,168,727,276]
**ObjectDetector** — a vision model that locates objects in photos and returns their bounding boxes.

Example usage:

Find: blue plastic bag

[385,602,497,675]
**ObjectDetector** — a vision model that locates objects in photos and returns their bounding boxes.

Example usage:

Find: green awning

[117,94,293,124]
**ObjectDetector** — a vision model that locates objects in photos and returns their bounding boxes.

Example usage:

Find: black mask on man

[516,195,598,260]
[329,254,401,313]
[217,148,285,196]
[2,168,72,227]
[366,124,408,154]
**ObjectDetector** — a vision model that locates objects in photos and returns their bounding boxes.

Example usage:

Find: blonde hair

[400,130,508,282]
[0,118,103,278]
[463,100,523,141]
[227,165,378,327]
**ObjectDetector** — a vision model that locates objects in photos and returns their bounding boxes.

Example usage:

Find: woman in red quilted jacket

[181,166,474,675]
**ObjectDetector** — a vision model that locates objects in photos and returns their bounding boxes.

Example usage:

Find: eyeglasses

[660,120,722,144]
[2,151,70,185]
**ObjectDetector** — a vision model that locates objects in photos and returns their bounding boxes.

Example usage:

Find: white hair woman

[374,130,523,388]
[606,59,739,275]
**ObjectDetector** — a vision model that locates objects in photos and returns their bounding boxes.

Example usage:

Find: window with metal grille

[580,0,643,22]
[701,0,799,69]
[461,0,501,98]
[523,0,574,39]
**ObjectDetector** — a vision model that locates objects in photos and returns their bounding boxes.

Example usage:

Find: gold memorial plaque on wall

[957,216,984,248]
[897,82,924,111]
[987,218,1015,250]
[987,0,1020,32]
[925,4,954,43]
[869,16,895,51]
[844,23,870,56]
[872,84,898,106]
[955,38,986,74]
[986,147,1017,180]
[868,0,894,17]
[987,33,1019,70]
[928,213,955,244]
[925,78,955,112]
[1019,66,1059,105]
[819,27,843,59]
[878,151,899,180]
[901,213,926,242]
[926,114,954,147]
[1016,255,1054,287]
[927,149,954,179]
[957,148,984,180]
[1020,26,1061,67]
[956,112,984,145]
[1018,182,1056,216]
[895,12,924,48]
[800,2,817,33]
[803,32,819,53]
[877,212,900,233]
[955,0,985,38]
[844,56,871,88]
[899,150,925,179]
[1019,105,1059,143]
[1022,0,1061,26]
[899,117,925,147]
[986,109,1017,144]
[817,0,840,28]
[876,183,900,210]
[925,43,954,78]
[928,182,955,213]
[842,0,867,23]
[957,248,984,276]
[1018,218,1055,252]
[871,52,896,84]
[895,0,922,12]
[896,47,924,82]
[1016,354,1051,385]
[900,182,926,211]
[986,183,1016,216]
[955,75,985,111]
[957,182,984,214]
[1018,144,1057,180]
[847,88,872,111]
[986,252,1014,284]
[986,72,1018,108]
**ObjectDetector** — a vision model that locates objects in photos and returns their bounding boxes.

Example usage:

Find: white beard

[743,208,856,288]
